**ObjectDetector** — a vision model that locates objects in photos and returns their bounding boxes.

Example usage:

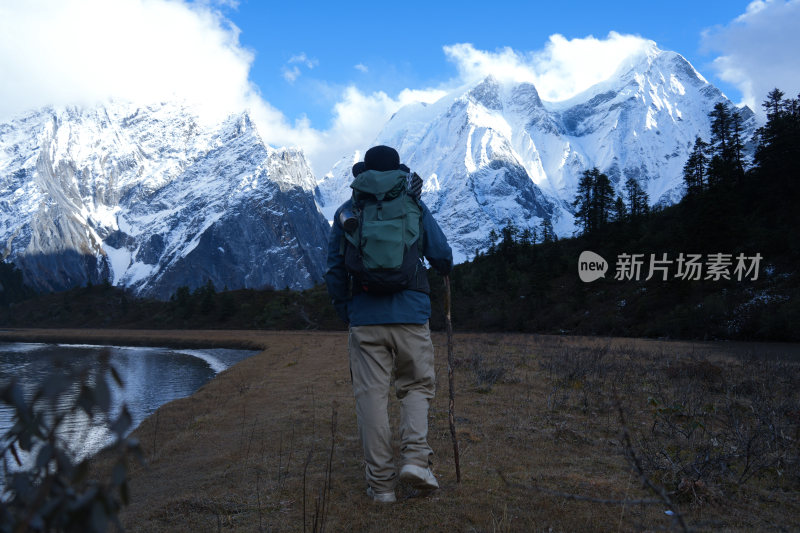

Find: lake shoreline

[0,327,291,352]
[1,340,259,471]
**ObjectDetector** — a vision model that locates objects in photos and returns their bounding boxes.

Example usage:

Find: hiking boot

[366,486,396,503]
[399,464,439,492]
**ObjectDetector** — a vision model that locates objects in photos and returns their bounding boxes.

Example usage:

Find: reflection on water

[0,343,258,466]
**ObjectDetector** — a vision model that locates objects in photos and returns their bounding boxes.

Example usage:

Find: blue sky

[2,0,799,175]
[221,0,754,128]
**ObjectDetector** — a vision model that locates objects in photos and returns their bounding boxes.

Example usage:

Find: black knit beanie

[352,161,366,177]
[364,145,400,171]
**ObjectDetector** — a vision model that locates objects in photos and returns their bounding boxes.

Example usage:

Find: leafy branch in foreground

[0,349,143,532]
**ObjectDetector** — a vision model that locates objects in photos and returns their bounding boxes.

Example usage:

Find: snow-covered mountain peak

[315,45,758,263]
[509,82,544,109]
[1,100,329,297]
[468,75,504,111]
[267,147,318,193]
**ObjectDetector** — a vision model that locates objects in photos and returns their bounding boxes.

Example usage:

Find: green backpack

[343,169,430,294]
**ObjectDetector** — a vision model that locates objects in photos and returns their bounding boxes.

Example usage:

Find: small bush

[637,357,800,501]
[0,349,142,532]
[469,353,507,393]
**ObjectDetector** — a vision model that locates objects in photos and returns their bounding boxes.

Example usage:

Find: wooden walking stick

[443,274,462,483]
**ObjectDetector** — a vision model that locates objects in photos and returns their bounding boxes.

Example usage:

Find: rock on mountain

[0,101,329,298]
[316,43,757,262]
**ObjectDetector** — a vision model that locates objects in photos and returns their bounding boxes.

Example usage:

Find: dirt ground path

[2,329,799,531]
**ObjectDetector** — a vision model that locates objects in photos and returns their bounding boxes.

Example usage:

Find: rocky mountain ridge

[0,101,328,298]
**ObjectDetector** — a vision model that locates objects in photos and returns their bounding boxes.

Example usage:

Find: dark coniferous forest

[2,89,799,341]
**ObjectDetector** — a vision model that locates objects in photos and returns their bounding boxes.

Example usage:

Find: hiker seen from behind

[325,145,453,503]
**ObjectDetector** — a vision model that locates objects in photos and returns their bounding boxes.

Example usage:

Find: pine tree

[197,279,216,314]
[624,176,650,218]
[683,136,709,194]
[764,88,785,119]
[572,167,614,235]
[572,169,594,234]
[500,220,518,254]
[708,103,728,184]
[754,88,800,181]
[612,195,627,223]
[519,227,533,246]
[707,102,745,184]
[731,109,746,179]
[488,229,499,254]
[540,218,555,243]
[591,169,615,230]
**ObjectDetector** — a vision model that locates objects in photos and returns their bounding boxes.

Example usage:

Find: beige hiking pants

[348,322,436,492]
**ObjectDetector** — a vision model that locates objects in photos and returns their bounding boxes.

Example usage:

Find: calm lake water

[0,342,258,467]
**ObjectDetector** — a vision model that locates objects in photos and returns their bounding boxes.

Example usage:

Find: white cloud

[288,53,318,69]
[0,1,684,178]
[282,53,317,83]
[0,0,450,176]
[354,63,369,73]
[444,32,656,102]
[703,0,800,112]
[282,66,302,83]
[0,0,255,125]
[275,86,448,177]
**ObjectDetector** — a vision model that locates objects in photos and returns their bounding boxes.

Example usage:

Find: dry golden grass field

[1,329,799,532]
